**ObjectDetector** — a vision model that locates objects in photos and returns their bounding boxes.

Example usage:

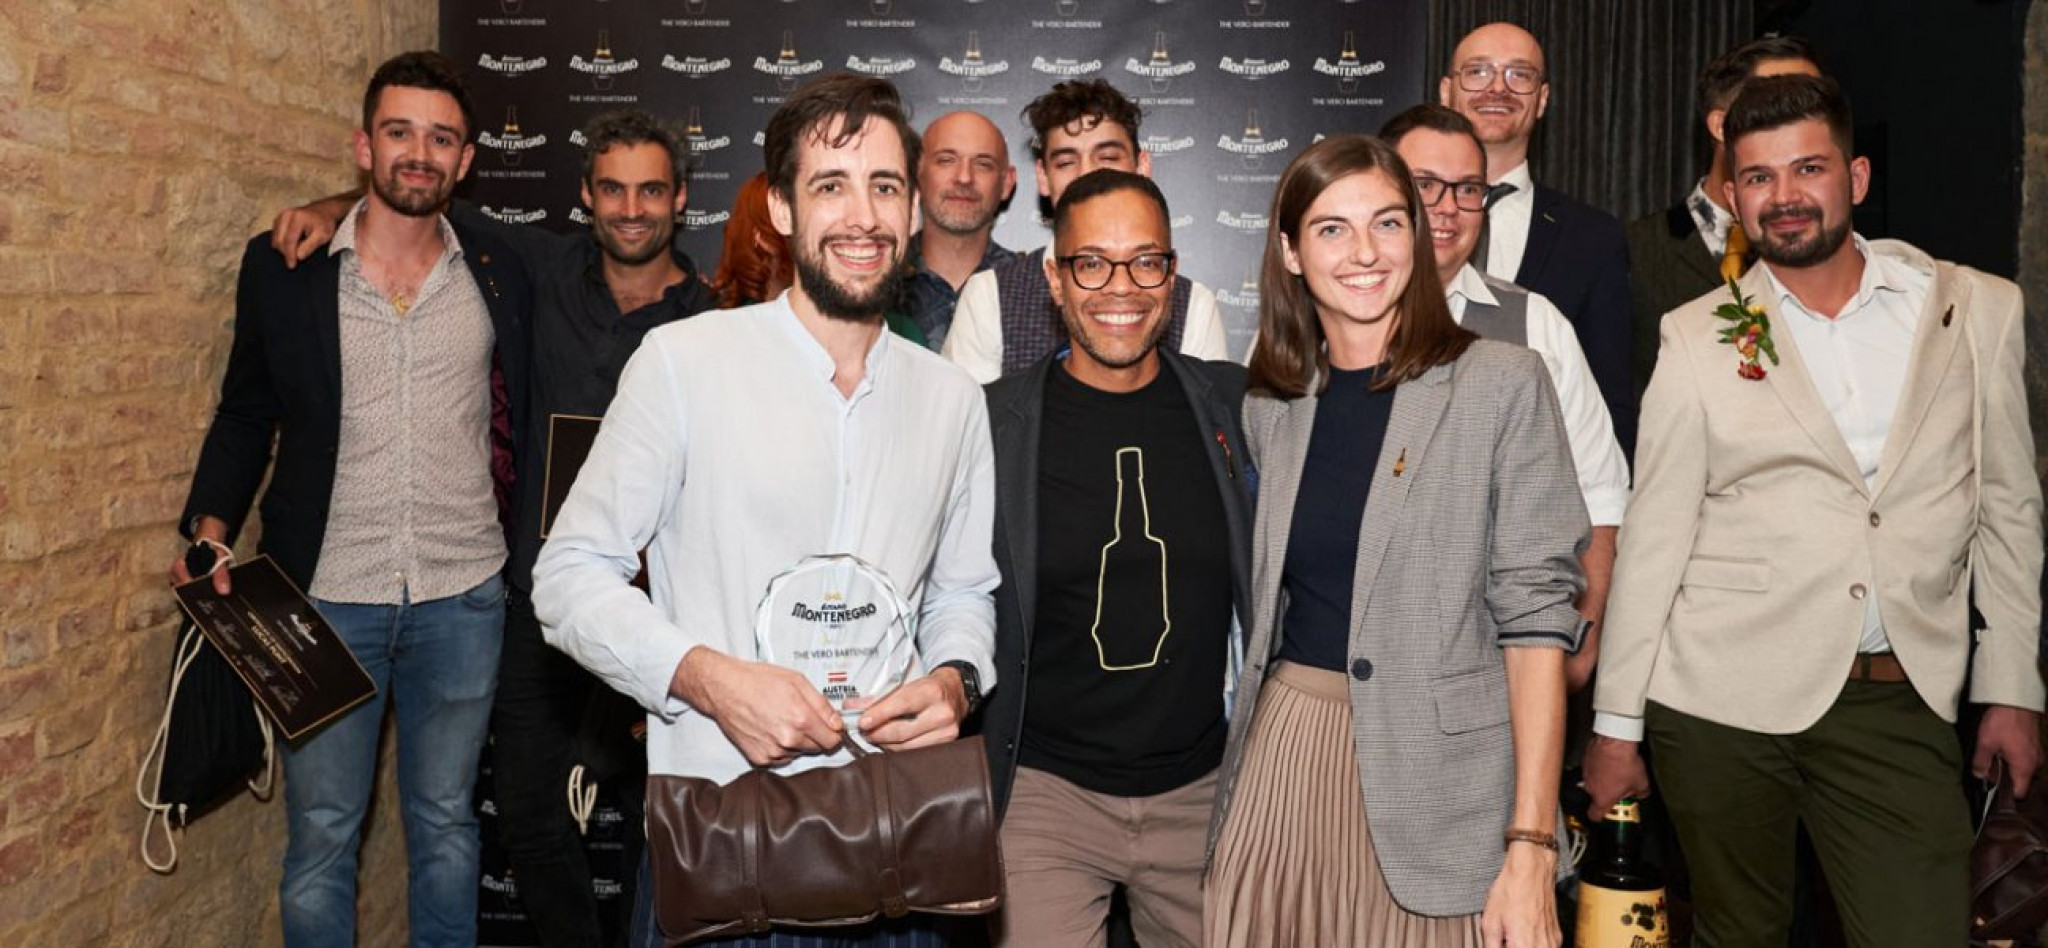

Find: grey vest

[1459,272,1530,347]
[994,247,1193,376]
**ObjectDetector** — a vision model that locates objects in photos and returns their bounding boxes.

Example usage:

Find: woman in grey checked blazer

[1202,135,1589,948]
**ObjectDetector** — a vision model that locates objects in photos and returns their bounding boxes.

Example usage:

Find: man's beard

[593,213,673,266]
[1755,204,1851,268]
[793,236,906,322]
[925,190,998,235]
[372,160,451,217]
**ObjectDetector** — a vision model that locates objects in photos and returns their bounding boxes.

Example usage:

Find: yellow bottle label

[1574,883,1668,948]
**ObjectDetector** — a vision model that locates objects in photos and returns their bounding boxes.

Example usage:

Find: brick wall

[0,1,435,943]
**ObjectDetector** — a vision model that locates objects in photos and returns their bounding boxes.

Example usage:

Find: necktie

[1721,222,1750,282]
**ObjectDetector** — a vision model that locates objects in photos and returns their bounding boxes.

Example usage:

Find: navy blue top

[1279,365,1396,672]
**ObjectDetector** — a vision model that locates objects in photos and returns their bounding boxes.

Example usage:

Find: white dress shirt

[1593,235,1926,742]
[1447,263,1630,526]
[533,295,1000,783]
[942,258,1231,384]
[1482,161,1537,283]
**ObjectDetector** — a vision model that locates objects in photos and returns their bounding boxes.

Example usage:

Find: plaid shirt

[899,238,1014,352]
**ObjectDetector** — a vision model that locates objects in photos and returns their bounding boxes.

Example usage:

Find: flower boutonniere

[1714,277,1779,381]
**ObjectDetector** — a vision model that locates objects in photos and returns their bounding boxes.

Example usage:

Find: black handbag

[135,546,275,872]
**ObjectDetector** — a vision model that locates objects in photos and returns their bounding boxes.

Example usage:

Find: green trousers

[1646,682,1972,947]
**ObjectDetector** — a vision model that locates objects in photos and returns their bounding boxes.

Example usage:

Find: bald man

[1442,22,1637,453]
[900,110,1019,350]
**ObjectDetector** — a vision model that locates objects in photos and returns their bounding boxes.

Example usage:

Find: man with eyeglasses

[1383,104,1627,693]
[1441,22,1637,455]
[972,168,1252,948]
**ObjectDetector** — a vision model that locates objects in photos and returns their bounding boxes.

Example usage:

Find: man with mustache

[270,109,718,946]
[1627,36,1822,401]
[975,169,1251,948]
[172,51,534,947]
[900,111,1018,351]
[1586,74,2043,944]
[1441,22,1637,453]
[533,74,998,948]
[943,79,1230,382]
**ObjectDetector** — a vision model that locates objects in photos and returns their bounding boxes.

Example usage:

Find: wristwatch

[935,660,983,716]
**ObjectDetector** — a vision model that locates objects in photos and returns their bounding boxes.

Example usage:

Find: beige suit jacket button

[1850,583,1868,600]
[1869,511,1882,527]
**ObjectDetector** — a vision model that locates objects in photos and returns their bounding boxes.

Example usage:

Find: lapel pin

[1942,305,1953,328]
[480,254,491,265]
[1392,447,1407,478]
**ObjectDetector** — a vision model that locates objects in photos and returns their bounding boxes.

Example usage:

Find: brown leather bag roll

[1971,760,2048,943]
[644,735,1004,945]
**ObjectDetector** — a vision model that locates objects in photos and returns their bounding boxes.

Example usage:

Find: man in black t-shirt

[974,169,1253,948]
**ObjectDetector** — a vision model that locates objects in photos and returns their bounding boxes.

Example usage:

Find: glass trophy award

[754,554,917,735]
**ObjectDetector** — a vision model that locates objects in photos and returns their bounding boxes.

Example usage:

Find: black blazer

[1514,183,1637,454]
[973,349,1256,818]
[180,223,533,588]
[1626,203,1724,403]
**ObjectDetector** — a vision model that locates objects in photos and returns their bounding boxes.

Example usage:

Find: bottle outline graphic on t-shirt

[1092,447,1171,671]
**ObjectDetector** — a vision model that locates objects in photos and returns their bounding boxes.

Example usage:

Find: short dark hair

[362,51,477,142]
[1022,79,1142,162]
[1723,73,1854,165]
[1698,35,1819,117]
[1051,169,1170,239]
[1377,104,1488,179]
[762,73,920,203]
[580,110,690,187]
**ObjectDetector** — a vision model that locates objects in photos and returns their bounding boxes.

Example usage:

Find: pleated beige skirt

[1205,661,1485,948]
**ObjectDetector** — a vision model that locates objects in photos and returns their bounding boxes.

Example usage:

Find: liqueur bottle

[1148,31,1172,93]
[591,30,616,91]
[1338,30,1362,92]
[961,31,986,92]
[1574,798,1669,948]
[501,106,524,167]
[776,30,801,91]
[1092,448,1171,671]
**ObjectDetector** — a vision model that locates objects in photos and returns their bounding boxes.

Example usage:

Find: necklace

[390,291,413,317]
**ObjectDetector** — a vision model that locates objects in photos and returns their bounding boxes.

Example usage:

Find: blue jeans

[282,574,505,948]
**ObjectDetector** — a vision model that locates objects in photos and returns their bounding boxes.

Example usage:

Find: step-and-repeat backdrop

[445,3,1426,942]
[443,0,1427,360]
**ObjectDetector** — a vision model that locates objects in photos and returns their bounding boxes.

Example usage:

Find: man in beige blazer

[1585,74,2043,944]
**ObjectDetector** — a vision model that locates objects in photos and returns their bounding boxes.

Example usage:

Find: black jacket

[180,223,533,588]
[973,350,1256,817]
[1512,183,1637,454]
[1625,202,1725,402]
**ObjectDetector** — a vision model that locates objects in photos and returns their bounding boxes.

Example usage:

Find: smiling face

[1282,169,1415,336]
[581,142,685,266]
[1392,127,1487,282]
[1725,116,1867,269]
[1035,116,1152,207]
[1438,23,1549,152]
[1045,186,1174,391]
[917,111,1015,236]
[354,85,474,217]
[768,115,916,321]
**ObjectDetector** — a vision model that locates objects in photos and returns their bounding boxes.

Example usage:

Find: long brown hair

[710,172,792,308]
[1246,134,1472,399]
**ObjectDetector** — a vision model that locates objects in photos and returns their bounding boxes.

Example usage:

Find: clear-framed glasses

[1056,251,1178,291]
[1414,175,1493,212]
[1454,61,1544,95]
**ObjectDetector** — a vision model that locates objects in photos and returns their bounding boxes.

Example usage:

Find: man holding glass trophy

[532,74,999,948]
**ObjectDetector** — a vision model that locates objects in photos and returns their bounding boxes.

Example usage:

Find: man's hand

[669,647,844,767]
[169,519,233,595]
[1975,705,2043,799]
[269,192,357,269]
[1582,734,1652,820]
[848,666,968,751]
